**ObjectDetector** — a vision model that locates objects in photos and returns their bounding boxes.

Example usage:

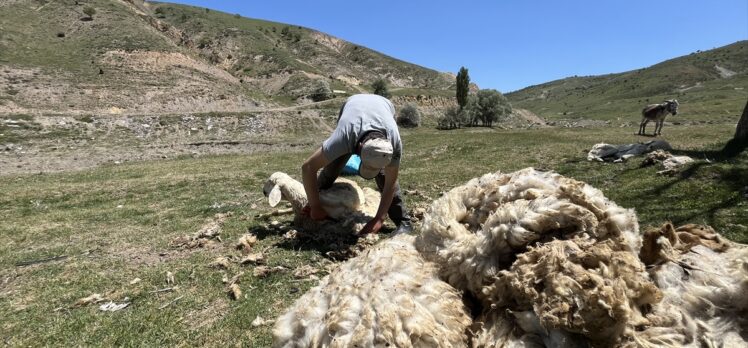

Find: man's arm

[301,147,330,220]
[360,165,398,234]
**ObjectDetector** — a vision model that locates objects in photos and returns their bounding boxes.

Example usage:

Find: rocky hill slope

[0,0,454,115]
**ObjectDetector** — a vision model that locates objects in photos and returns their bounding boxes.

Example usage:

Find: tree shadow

[631,149,747,229]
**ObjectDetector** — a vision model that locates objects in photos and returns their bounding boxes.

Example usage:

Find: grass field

[1,124,746,346]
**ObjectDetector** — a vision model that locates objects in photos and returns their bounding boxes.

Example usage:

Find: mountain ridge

[506,41,748,123]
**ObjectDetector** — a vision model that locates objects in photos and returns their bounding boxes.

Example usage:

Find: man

[301,94,412,235]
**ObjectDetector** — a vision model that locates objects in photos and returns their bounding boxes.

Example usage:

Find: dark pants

[317,154,409,226]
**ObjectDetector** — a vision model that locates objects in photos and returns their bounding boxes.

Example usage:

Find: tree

[83,6,96,20]
[464,95,479,126]
[723,99,748,155]
[397,103,420,128]
[456,67,470,110]
[438,105,469,130]
[372,78,390,98]
[474,89,512,127]
[310,79,333,102]
[734,99,748,143]
[438,106,459,129]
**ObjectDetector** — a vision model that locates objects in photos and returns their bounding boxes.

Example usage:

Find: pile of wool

[415,168,662,346]
[263,172,380,238]
[272,234,472,347]
[634,223,747,347]
[640,150,694,175]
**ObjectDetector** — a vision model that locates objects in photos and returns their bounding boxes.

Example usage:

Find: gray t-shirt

[322,94,402,167]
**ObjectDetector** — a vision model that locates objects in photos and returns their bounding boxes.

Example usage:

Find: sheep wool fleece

[272,234,472,348]
[415,168,659,346]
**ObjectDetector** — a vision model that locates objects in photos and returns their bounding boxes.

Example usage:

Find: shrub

[372,78,390,98]
[83,6,96,19]
[310,80,333,102]
[397,103,420,128]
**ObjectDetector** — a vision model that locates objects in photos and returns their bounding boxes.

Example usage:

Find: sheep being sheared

[272,234,472,348]
[262,172,380,237]
[633,223,748,347]
[415,168,662,347]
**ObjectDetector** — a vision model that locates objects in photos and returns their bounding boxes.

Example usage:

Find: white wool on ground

[272,234,472,348]
[415,168,642,297]
[635,223,748,347]
[415,168,660,346]
[641,149,694,174]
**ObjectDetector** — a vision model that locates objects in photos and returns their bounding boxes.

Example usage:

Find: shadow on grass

[249,222,394,261]
[632,145,748,229]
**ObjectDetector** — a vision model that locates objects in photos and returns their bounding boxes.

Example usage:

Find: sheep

[638,99,679,136]
[271,234,473,348]
[415,168,663,346]
[262,172,380,237]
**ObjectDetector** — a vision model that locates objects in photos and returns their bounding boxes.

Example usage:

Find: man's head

[358,132,393,179]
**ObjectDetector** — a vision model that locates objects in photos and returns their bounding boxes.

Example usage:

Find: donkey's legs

[655,120,663,135]
[638,118,649,135]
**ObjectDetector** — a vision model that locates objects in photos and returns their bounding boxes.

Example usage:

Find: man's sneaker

[393,221,413,235]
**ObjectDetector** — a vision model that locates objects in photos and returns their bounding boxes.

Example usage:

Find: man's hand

[302,204,328,221]
[360,217,384,235]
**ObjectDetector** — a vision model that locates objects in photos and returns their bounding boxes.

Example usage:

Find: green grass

[1,125,746,346]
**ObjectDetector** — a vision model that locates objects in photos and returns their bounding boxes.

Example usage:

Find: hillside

[0,0,453,115]
[507,41,748,125]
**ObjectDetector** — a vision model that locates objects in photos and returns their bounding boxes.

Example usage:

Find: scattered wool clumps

[272,234,472,348]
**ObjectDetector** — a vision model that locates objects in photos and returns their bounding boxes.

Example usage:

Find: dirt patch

[0,113,323,175]
[100,50,240,84]
[512,108,547,126]
[715,65,737,78]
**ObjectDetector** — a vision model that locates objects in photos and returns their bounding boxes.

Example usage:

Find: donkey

[638,100,679,136]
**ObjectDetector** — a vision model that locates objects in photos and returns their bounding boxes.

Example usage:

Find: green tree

[397,103,420,128]
[456,66,470,110]
[439,105,468,130]
[372,78,390,98]
[474,89,511,127]
[83,6,96,20]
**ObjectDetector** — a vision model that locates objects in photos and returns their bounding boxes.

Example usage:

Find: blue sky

[167,0,747,92]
